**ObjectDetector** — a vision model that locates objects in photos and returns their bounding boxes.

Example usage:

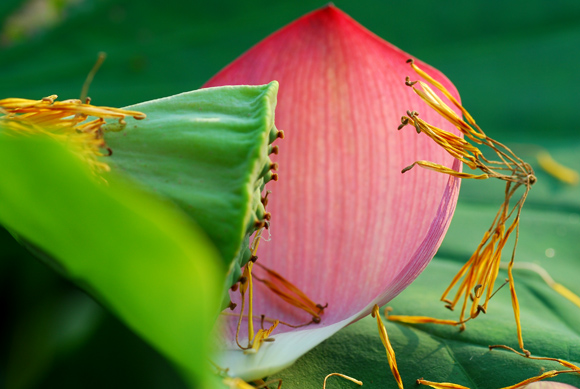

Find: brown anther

[524,350,531,357]
[239,276,248,285]
[264,212,272,221]
[477,305,486,314]
[250,255,258,263]
[406,58,414,64]
[106,147,113,156]
[397,117,409,131]
[276,130,285,139]
[271,173,279,181]
[459,324,466,332]
[254,220,266,228]
[316,303,328,313]
[270,162,279,171]
[263,338,276,342]
[405,76,418,87]
[312,317,321,324]
[270,145,279,155]
[474,284,483,298]
[230,283,239,292]
[85,97,91,104]
[445,304,454,311]
[528,174,537,186]
[228,301,237,310]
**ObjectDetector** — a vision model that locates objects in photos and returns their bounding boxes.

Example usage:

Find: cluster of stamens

[370,59,580,389]
[392,59,536,354]
[0,95,145,173]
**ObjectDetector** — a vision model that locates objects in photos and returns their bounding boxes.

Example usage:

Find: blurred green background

[1,0,580,387]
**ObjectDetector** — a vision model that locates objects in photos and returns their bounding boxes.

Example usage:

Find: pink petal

[206,5,462,378]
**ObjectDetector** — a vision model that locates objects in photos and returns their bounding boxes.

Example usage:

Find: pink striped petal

[206,5,462,378]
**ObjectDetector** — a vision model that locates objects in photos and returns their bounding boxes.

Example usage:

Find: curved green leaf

[0,130,222,388]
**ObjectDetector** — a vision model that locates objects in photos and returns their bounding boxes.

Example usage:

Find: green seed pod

[105,82,280,308]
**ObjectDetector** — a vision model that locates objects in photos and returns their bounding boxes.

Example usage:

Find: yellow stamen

[416,379,470,389]
[418,369,580,389]
[244,320,279,355]
[397,59,536,354]
[254,261,327,322]
[499,370,578,389]
[489,344,580,371]
[323,373,363,388]
[537,150,579,185]
[386,315,461,327]
[247,261,255,344]
[235,228,264,350]
[223,377,256,389]
[402,161,489,180]
[372,305,403,389]
[0,95,145,174]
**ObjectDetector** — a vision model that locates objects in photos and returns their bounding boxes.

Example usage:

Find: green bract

[0,130,222,388]
[106,82,280,306]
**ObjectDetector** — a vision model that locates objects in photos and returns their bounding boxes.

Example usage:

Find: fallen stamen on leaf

[489,344,580,371]
[372,305,403,389]
[398,59,536,354]
[418,369,580,389]
[323,373,363,388]
[536,150,579,185]
[417,379,469,389]
[501,261,580,309]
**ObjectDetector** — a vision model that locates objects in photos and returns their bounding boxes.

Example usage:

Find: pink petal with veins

[205,5,462,378]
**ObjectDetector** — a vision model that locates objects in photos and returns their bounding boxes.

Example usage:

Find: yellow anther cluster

[0,95,145,173]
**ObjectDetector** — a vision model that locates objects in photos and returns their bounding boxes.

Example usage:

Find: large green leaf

[106,82,279,301]
[0,131,222,388]
[268,142,580,387]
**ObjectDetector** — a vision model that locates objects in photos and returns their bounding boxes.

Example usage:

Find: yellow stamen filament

[0,95,145,173]
[372,305,403,389]
[403,161,489,180]
[416,379,469,389]
[223,377,256,389]
[396,59,536,354]
[386,315,460,327]
[489,344,580,371]
[254,261,327,322]
[235,228,264,350]
[537,150,580,185]
[247,261,255,344]
[323,373,363,388]
[223,377,282,389]
[418,370,579,389]
[220,312,317,329]
[551,283,580,309]
[244,320,279,355]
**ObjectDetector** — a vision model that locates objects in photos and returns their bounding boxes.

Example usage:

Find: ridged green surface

[106,82,280,301]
